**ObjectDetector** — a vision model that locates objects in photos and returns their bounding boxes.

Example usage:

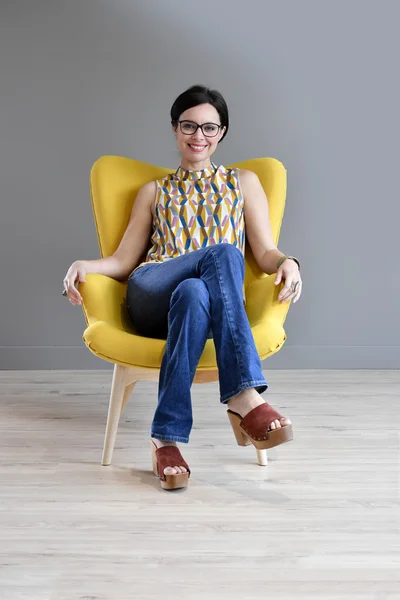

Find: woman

[63,84,302,491]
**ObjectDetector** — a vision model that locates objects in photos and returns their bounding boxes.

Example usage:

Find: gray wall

[1,0,399,369]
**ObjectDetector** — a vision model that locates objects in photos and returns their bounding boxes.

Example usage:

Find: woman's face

[173,103,226,164]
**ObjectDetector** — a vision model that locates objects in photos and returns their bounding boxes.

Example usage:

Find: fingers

[278,278,302,304]
[63,269,85,305]
[278,277,294,302]
[280,290,296,303]
[293,280,302,303]
[64,280,82,305]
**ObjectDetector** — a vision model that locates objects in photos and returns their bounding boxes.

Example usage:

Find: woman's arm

[239,169,286,275]
[107,180,156,280]
[63,181,155,304]
[240,169,302,303]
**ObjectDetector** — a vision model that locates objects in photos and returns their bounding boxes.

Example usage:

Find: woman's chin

[183,149,212,162]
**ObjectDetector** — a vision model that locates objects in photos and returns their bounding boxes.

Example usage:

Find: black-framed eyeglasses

[177,120,222,138]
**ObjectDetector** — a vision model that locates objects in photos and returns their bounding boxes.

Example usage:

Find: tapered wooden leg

[102,364,128,466]
[120,381,137,415]
[256,449,268,466]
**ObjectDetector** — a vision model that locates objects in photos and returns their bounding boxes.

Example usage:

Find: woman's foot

[226,388,291,431]
[151,437,188,476]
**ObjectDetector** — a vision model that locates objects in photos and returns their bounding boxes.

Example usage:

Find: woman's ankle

[227,387,264,415]
[151,437,178,447]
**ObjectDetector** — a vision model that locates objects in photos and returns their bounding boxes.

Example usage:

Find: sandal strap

[240,403,283,438]
[155,446,191,481]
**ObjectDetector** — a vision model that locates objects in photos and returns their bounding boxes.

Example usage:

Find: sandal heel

[227,405,293,467]
[227,410,252,446]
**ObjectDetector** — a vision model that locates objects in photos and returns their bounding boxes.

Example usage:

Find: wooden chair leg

[102,363,128,466]
[256,449,268,466]
[120,381,137,416]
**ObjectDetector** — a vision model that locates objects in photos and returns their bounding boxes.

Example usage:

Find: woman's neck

[180,158,212,171]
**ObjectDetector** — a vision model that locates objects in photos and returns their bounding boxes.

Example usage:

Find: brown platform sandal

[227,402,293,450]
[151,440,191,490]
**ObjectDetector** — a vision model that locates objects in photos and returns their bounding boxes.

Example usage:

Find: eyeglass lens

[180,121,220,137]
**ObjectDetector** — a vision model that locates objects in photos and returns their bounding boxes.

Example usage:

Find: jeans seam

[167,309,171,361]
[209,247,244,373]
[151,433,189,443]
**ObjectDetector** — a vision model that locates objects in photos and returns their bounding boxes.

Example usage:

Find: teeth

[189,145,206,150]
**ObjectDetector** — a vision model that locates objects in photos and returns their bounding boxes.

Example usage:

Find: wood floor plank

[0,370,399,599]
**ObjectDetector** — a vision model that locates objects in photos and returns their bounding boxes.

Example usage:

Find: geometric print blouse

[130,161,246,301]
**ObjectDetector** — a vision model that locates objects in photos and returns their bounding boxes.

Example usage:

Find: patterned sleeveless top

[130,161,247,302]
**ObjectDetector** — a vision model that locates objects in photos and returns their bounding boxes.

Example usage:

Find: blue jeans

[126,244,268,443]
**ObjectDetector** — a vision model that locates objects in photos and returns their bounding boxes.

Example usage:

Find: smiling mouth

[188,144,207,151]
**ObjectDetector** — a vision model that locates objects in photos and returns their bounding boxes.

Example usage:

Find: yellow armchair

[80,156,290,466]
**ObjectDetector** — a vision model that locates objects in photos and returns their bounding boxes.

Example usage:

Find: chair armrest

[245,274,291,328]
[78,273,132,331]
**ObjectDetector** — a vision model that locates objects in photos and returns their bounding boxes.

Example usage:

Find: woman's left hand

[274,259,302,304]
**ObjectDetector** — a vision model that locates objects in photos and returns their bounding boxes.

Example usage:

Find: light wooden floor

[0,369,399,599]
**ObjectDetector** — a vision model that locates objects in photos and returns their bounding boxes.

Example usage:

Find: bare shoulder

[236,168,261,197]
[237,168,258,179]
[136,180,157,218]
[139,179,157,195]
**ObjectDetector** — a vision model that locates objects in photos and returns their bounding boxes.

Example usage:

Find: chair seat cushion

[79,268,288,369]
[83,318,286,369]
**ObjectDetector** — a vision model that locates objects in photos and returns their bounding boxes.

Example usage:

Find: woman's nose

[193,127,205,140]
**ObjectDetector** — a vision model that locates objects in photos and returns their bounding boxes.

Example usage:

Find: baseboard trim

[265,345,400,369]
[0,345,399,369]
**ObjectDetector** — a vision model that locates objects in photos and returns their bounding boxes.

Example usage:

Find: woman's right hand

[63,260,87,305]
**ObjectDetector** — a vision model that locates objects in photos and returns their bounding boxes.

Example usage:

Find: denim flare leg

[126,244,268,443]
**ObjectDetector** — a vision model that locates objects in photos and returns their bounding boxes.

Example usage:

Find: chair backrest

[90,156,287,288]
